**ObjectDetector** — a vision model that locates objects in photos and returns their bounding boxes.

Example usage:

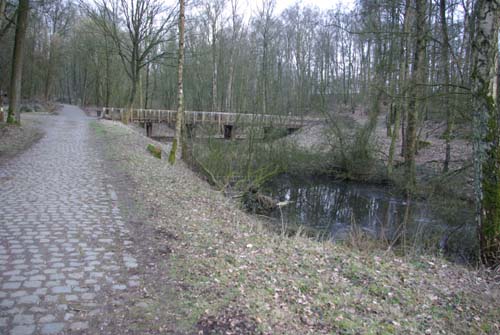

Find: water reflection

[265,175,477,262]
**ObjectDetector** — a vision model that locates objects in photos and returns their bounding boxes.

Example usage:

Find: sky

[273,0,355,13]
[237,0,355,19]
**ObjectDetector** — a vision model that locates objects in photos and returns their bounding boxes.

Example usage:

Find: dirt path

[0,106,140,334]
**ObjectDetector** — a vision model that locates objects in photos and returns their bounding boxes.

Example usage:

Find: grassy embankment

[91,120,500,335]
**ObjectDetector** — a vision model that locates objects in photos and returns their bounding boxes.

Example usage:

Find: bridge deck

[101,107,322,128]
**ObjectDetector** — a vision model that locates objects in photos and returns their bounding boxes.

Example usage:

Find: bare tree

[387,0,411,177]
[202,0,224,112]
[471,0,500,266]
[405,0,428,190]
[224,0,242,112]
[256,0,275,115]
[83,0,177,121]
[440,0,452,172]
[169,0,185,165]
[42,0,74,101]
[7,0,29,124]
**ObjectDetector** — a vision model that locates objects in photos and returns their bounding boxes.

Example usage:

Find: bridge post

[223,125,234,139]
[146,122,153,137]
[287,128,298,135]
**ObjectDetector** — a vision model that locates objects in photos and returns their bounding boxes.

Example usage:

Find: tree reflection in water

[265,175,477,263]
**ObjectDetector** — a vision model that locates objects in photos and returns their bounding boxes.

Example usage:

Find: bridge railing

[100,107,323,128]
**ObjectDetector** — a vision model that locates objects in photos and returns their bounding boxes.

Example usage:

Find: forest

[4,0,497,264]
[0,0,499,333]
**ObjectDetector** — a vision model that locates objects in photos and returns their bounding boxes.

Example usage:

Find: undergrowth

[92,120,500,335]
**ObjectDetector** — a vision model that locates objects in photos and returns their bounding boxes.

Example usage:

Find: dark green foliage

[147,144,162,159]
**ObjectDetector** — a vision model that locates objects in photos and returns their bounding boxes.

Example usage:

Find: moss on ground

[147,143,162,159]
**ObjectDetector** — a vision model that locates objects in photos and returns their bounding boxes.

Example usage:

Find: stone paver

[0,106,138,334]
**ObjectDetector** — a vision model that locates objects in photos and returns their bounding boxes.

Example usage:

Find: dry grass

[92,119,500,335]
[0,116,44,165]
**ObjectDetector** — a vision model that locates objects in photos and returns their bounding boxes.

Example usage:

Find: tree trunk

[471,0,500,267]
[44,37,57,101]
[104,35,111,107]
[405,0,427,191]
[388,0,411,177]
[262,36,268,115]
[145,62,150,109]
[169,0,185,165]
[441,0,453,172]
[7,0,29,124]
[211,17,218,112]
[225,51,234,112]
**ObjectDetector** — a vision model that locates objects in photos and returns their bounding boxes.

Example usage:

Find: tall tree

[387,0,411,177]
[7,0,29,124]
[42,0,74,101]
[440,0,452,172]
[169,0,185,165]
[224,0,242,112]
[471,0,500,266]
[405,0,427,190]
[204,0,224,112]
[84,0,176,121]
[256,0,275,115]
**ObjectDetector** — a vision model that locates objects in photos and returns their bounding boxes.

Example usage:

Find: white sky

[185,0,355,23]
[238,0,355,21]
[273,0,354,13]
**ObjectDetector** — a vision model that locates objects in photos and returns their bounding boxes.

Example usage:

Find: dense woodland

[0,0,499,266]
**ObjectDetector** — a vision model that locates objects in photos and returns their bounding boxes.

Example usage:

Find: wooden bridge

[100,107,323,139]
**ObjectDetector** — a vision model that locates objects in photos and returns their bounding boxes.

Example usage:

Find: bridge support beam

[146,122,153,137]
[287,128,298,135]
[224,125,234,139]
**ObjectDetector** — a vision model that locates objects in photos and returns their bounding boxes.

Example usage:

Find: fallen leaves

[93,120,500,335]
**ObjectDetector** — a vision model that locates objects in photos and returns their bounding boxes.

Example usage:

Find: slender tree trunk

[104,35,111,107]
[7,0,29,124]
[65,72,72,104]
[405,0,427,191]
[262,35,268,115]
[225,51,234,112]
[145,62,150,109]
[211,18,217,112]
[225,38,236,111]
[471,0,500,267]
[44,37,57,101]
[169,0,185,164]
[95,65,101,106]
[388,0,411,177]
[125,60,138,124]
[441,0,453,172]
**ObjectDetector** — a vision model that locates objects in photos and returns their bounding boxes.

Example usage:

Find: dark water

[264,175,478,263]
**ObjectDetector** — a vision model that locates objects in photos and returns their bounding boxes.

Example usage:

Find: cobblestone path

[0,106,138,334]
